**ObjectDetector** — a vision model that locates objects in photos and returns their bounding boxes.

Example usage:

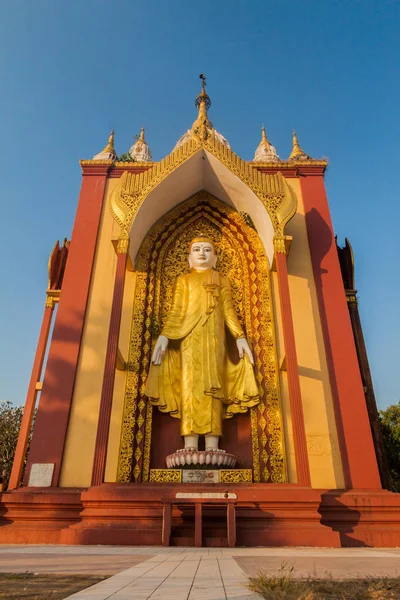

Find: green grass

[247,563,400,599]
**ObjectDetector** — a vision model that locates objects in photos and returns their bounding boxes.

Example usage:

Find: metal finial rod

[195,74,211,109]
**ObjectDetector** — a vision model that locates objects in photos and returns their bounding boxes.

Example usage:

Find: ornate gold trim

[109,136,298,238]
[80,159,114,166]
[273,236,287,254]
[114,161,154,168]
[116,236,129,254]
[220,469,253,483]
[250,160,328,167]
[45,295,57,309]
[148,469,252,483]
[149,469,182,483]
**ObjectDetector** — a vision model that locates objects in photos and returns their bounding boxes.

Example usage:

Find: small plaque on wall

[182,470,219,484]
[28,463,55,487]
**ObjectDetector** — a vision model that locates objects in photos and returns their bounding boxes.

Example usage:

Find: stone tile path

[64,553,258,600]
[1,546,400,599]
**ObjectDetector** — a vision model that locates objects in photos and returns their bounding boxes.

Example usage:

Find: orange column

[25,163,111,486]
[274,237,311,487]
[8,297,56,490]
[300,175,381,489]
[91,239,128,486]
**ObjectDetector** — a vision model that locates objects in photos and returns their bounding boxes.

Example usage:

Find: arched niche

[117,192,286,484]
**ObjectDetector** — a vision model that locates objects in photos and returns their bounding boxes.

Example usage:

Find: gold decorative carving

[220,469,253,483]
[108,136,298,239]
[80,159,113,167]
[114,161,153,168]
[116,271,147,483]
[149,469,182,483]
[250,160,328,167]
[346,294,357,304]
[116,236,129,254]
[273,236,286,254]
[117,192,286,484]
[45,295,57,309]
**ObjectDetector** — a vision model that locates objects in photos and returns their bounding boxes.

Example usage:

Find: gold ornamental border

[149,469,253,484]
[116,192,287,484]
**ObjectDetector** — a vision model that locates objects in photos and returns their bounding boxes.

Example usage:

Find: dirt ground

[0,573,105,600]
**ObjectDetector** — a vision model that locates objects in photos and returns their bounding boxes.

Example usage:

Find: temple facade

[1,78,399,547]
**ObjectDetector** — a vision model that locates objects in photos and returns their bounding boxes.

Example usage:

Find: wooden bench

[161,495,237,548]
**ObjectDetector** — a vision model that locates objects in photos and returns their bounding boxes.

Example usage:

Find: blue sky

[0,1,399,409]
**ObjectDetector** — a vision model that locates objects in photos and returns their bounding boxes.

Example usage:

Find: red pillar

[8,298,55,490]
[300,175,381,489]
[26,163,111,486]
[91,240,128,486]
[274,237,311,487]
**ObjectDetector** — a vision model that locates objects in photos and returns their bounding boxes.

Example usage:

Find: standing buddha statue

[145,236,260,453]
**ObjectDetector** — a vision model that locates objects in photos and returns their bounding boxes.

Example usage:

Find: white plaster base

[166,448,237,469]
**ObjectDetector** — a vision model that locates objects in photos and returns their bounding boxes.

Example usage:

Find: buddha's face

[189,242,217,270]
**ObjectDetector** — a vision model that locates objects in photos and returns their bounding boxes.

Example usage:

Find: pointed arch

[109,136,297,265]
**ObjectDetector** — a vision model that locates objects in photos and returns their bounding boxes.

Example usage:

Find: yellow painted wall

[277,177,344,488]
[60,179,125,487]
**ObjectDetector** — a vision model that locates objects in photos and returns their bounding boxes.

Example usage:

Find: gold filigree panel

[220,469,253,483]
[148,469,252,483]
[117,192,286,484]
[149,469,182,483]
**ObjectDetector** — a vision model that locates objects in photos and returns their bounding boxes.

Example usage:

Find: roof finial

[261,125,269,145]
[253,124,280,163]
[288,130,311,161]
[192,73,212,140]
[92,130,117,161]
[104,130,115,153]
[128,127,152,162]
[173,75,231,151]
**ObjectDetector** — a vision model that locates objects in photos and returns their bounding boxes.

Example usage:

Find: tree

[379,402,400,493]
[0,401,34,491]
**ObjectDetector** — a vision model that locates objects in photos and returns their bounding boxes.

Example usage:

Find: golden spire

[92,130,117,160]
[139,127,145,141]
[261,125,269,146]
[288,130,310,161]
[102,130,116,154]
[192,73,213,139]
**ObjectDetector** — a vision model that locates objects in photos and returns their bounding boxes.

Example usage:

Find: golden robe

[145,268,260,436]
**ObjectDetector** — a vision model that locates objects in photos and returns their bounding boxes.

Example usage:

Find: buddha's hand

[236,338,254,365]
[151,335,169,365]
